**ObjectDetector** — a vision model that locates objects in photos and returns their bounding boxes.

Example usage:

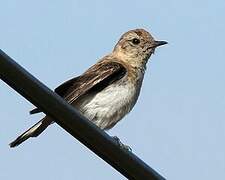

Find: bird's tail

[9,116,52,148]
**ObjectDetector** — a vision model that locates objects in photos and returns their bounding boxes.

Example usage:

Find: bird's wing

[30,61,126,114]
[61,61,126,104]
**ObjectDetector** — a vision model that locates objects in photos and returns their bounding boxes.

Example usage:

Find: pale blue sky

[1,1,225,179]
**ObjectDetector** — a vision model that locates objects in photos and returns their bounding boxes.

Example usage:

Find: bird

[9,28,167,148]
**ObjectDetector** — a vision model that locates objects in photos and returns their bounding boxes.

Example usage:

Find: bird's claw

[112,136,132,152]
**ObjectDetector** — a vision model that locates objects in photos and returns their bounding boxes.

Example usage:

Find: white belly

[75,81,139,129]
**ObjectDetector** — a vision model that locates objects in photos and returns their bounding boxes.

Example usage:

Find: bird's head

[113,29,167,68]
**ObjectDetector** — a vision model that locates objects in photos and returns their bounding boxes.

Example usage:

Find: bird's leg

[111,136,132,152]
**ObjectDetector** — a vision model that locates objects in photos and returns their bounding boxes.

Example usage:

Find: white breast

[75,80,141,130]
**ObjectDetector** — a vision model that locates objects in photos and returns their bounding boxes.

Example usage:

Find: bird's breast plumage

[73,74,144,130]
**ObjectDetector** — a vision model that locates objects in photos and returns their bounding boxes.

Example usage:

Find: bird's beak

[152,40,168,48]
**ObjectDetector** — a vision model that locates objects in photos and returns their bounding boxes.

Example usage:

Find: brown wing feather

[30,61,126,114]
[62,61,126,104]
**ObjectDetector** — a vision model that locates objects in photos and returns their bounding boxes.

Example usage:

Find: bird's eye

[132,38,140,45]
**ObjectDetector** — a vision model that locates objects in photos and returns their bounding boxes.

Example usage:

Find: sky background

[0,0,225,179]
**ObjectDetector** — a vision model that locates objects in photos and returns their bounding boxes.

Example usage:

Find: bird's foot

[112,136,132,152]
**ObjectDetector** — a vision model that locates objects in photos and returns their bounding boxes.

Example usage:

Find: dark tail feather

[9,117,52,148]
[30,108,42,115]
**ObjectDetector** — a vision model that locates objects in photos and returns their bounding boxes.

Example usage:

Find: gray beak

[153,40,168,48]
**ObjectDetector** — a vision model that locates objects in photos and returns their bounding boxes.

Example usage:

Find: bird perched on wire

[9,28,167,148]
